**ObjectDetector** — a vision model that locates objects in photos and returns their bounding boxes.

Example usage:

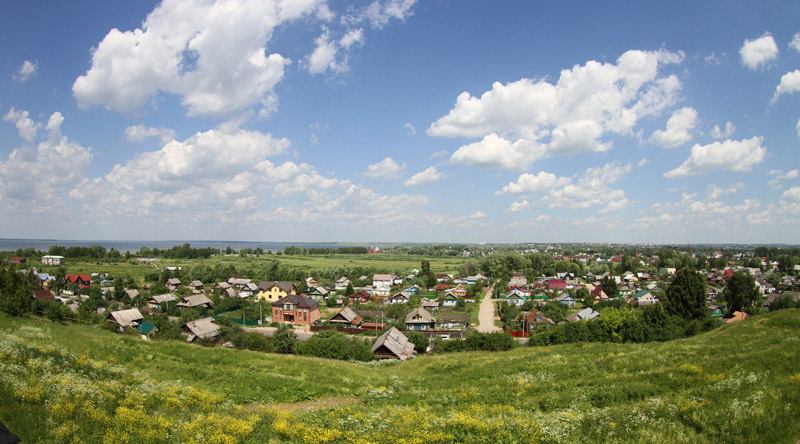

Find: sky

[0,0,799,244]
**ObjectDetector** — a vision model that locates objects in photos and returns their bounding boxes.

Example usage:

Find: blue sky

[1,0,799,244]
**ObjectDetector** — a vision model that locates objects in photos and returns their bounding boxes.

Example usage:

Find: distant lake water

[0,239,360,253]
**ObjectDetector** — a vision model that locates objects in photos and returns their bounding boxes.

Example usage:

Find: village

[7,244,800,361]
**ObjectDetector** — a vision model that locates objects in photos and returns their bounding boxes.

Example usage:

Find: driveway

[476,284,502,333]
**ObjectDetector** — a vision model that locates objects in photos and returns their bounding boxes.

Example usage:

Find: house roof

[166,278,181,285]
[371,327,415,360]
[725,311,749,324]
[272,294,319,309]
[124,289,140,299]
[633,290,653,299]
[32,290,55,301]
[390,292,409,300]
[405,307,435,324]
[330,307,362,325]
[372,274,394,281]
[66,274,91,283]
[183,317,220,339]
[150,293,176,304]
[177,294,213,308]
[257,281,296,292]
[135,322,158,335]
[109,308,144,328]
[190,280,204,287]
[524,311,554,325]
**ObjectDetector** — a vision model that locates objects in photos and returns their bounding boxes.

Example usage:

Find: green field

[3,311,800,443]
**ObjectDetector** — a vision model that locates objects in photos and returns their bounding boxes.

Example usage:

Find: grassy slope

[2,311,800,443]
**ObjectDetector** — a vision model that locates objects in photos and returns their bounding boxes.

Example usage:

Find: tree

[273,323,296,353]
[0,266,32,316]
[421,260,431,274]
[404,331,429,354]
[600,275,619,297]
[722,271,759,315]
[664,268,707,321]
[345,282,355,295]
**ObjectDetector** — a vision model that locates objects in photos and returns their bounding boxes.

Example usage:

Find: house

[435,273,453,283]
[708,305,724,319]
[9,257,25,264]
[633,290,658,306]
[183,317,220,342]
[221,287,237,298]
[505,293,528,307]
[401,285,422,297]
[42,255,65,266]
[548,280,567,291]
[328,307,362,327]
[441,293,459,307]
[176,294,213,309]
[508,286,531,298]
[450,284,467,298]
[215,282,231,290]
[465,273,487,285]
[306,286,329,302]
[228,277,252,288]
[189,280,204,291]
[404,307,436,331]
[372,327,416,360]
[348,289,371,305]
[566,307,599,322]
[239,283,258,297]
[148,293,176,310]
[335,276,351,291]
[124,289,140,300]
[32,290,55,302]
[257,281,297,302]
[65,274,91,288]
[438,313,470,330]
[135,322,159,338]
[166,278,181,290]
[305,277,318,288]
[523,311,555,329]
[763,292,800,310]
[388,292,409,304]
[108,308,144,329]
[725,311,749,324]
[421,299,440,312]
[555,294,576,307]
[372,274,394,297]
[509,272,527,288]
[271,294,320,325]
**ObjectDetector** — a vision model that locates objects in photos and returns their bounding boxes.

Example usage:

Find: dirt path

[476,284,501,333]
[244,396,358,413]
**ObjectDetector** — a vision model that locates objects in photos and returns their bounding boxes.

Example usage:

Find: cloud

[3,107,40,142]
[771,69,800,103]
[783,186,800,202]
[498,162,632,212]
[13,60,37,82]
[706,182,745,199]
[637,158,649,167]
[1,110,93,204]
[635,192,763,229]
[703,53,726,65]
[125,124,175,143]
[664,137,766,177]
[797,117,800,138]
[496,171,570,195]
[768,169,800,189]
[431,49,684,170]
[711,121,735,139]
[649,107,698,148]
[352,0,418,29]
[309,133,319,145]
[305,27,364,75]
[364,157,406,178]
[403,122,416,135]
[430,150,448,159]
[404,166,442,186]
[790,33,800,53]
[72,0,325,116]
[450,133,545,171]
[508,200,529,212]
[739,33,779,70]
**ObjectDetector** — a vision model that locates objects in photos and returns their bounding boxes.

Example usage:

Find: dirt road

[476,284,502,333]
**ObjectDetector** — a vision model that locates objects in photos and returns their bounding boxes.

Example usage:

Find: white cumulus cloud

[496,171,570,195]
[768,169,800,189]
[404,166,442,186]
[364,157,406,179]
[13,60,37,82]
[650,107,698,148]
[431,49,684,170]
[305,27,364,75]
[711,121,736,139]
[664,137,766,177]
[790,33,800,53]
[772,69,800,103]
[3,108,40,142]
[73,0,324,116]
[783,186,800,202]
[125,124,175,143]
[739,33,779,70]
[706,182,745,199]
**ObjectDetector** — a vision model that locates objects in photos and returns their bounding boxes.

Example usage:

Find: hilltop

[2,310,800,443]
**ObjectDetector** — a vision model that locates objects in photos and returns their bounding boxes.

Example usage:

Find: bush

[404,331,429,354]
[465,331,515,351]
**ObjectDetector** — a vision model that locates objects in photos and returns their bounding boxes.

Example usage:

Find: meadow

[2,310,800,443]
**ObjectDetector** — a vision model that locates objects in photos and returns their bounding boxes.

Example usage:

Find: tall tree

[664,268,707,321]
[600,275,619,297]
[722,271,759,315]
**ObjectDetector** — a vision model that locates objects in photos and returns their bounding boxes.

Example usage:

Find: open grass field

[3,310,800,443]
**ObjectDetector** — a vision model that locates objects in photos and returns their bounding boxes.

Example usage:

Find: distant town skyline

[1,0,799,244]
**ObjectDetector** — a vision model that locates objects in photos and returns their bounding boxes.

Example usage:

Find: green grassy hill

[2,311,800,443]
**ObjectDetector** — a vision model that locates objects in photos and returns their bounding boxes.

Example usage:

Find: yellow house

[257,281,297,302]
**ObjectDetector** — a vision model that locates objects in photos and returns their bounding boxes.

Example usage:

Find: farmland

[3,310,800,443]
